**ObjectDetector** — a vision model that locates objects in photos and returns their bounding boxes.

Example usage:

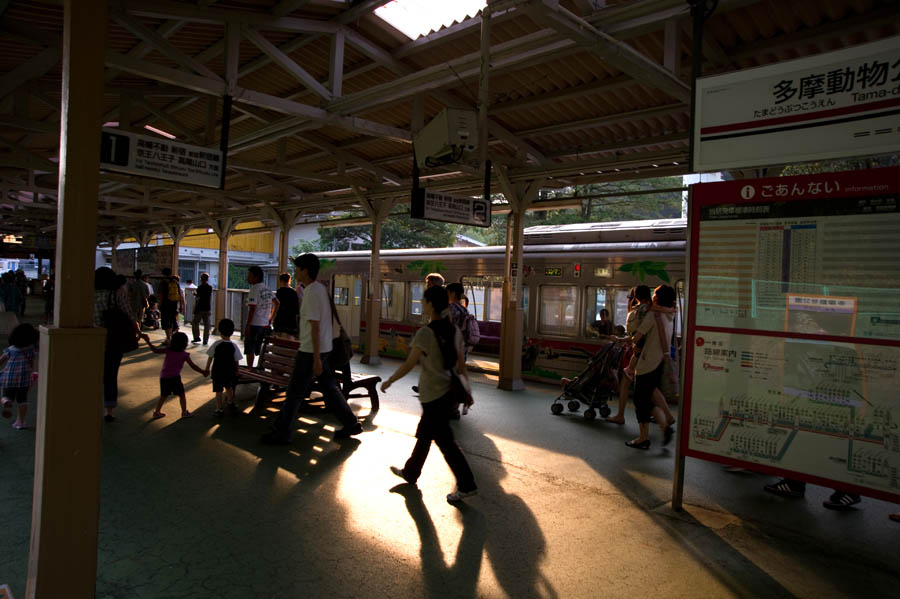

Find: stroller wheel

[567,400,580,412]
[551,403,564,415]
[584,408,597,421]
[599,405,612,418]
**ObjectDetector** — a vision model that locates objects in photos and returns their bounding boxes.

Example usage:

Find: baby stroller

[143,296,161,330]
[551,341,628,420]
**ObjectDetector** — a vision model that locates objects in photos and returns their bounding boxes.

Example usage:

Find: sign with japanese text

[693,36,900,172]
[682,167,900,503]
[135,245,175,276]
[411,189,491,228]
[99,128,223,188]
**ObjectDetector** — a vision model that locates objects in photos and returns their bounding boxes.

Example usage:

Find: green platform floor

[1,305,898,598]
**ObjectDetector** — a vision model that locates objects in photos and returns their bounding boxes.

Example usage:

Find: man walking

[192,272,213,344]
[261,253,362,444]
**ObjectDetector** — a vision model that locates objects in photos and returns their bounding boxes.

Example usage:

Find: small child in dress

[141,331,208,420]
[0,323,39,430]
[204,318,244,417]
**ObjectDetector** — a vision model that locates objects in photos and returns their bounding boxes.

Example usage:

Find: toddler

[142,331,208,420]
[204,318,243,417]
[0,323,39,429]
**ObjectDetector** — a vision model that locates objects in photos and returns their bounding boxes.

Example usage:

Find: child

[204,319,243,417]
[141,331,208,420]
[0,323,39,429]
[143,296,161,330]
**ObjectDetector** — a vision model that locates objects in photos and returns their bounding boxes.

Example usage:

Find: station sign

[411,189,491,228]
[99,128,223,189]
[693,35,900,172]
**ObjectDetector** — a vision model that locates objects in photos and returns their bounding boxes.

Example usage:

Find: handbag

[654,311,679,401]
[328,293,353,367]
[449,369,474,411]
[104,291,139,353]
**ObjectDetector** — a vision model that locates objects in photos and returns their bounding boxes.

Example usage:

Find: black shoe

[663,425,674,446]
[763,479,805,498]
[412,385,419,394]
[191,339,201,344]
[226,403,239,416]
[450,408,461,420]
[823,491,861,510]
[390,466,415,484]
[104,414,116,423]
[625,439,650,450]
[260,432,291,445]
[334,423,363,439]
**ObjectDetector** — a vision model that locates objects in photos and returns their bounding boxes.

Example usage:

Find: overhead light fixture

[144,125,176,139]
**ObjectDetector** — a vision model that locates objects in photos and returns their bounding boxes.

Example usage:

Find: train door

[333,274,362,342]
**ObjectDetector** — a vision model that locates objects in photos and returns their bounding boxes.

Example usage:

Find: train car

[316,218,686,383]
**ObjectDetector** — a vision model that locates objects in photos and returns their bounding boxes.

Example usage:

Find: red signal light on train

[574,263,581,277]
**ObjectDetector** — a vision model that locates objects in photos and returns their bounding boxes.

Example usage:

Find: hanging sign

[693,36,900,172]
[681,167,900,504]
[411,189,491,228]
[99,128,223,189]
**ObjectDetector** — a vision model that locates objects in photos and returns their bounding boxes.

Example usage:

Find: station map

[687,188,900,498]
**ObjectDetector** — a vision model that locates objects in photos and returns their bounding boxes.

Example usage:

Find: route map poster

[682,167,900,502]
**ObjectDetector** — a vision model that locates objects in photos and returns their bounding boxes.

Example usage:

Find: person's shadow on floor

[391,483,486,599]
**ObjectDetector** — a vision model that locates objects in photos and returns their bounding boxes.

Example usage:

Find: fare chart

[683,168,900,502]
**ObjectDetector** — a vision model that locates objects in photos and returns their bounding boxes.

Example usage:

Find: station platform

[1,308,898,598]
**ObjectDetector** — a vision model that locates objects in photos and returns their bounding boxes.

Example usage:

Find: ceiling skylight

[375,0,486,40]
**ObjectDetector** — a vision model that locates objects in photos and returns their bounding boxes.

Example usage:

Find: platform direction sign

[99,128,223,189]
[411,189,491,228]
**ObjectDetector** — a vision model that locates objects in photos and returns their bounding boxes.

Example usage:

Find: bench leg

[252,383,271,414]
[367,384,379,411]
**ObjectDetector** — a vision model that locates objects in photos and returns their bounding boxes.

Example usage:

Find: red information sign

[680,167,900,503]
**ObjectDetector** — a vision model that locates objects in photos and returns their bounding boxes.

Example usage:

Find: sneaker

[181,410,194,419]
[822,491,861,511]
[260,431,291,445]
[191,339,201,344]
[151,411,166,420]
[12,421,27,430]
[412,385,419,394]
[390,466,414,484]
[2,399,12,419]
[763,479,805,498]
[214,409,225,417]
[334,423,363,439]
[447,488,478,502]
[104,414,116,423]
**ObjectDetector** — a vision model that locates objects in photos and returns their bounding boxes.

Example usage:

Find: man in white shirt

[245,265,279,368]
[261,253,361,444]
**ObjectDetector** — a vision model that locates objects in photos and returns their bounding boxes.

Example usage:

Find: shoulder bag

[328,291,353,367]
[653,311,679,402]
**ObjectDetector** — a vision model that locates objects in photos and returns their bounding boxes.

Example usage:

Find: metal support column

[27,0,108,596]
[359,197,393,365]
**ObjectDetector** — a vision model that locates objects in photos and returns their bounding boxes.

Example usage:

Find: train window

[538,285,579,337]
[522,286,529,328]
[410,282,424,316]
[381,282,405,321]
[614,289,630,327]
[462,280,486,320]
[333,287,349,306]
[487,287,503,322]
[353,279,362,307]
[585,287,610,338]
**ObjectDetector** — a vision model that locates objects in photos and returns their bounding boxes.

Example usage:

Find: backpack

[464,312,480,346]
[167,280,181,302]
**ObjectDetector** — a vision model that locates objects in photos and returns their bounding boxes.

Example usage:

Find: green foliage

[319,258,337,273]
[406,260,447,276]
[619,261,670,283]
[316,213,458,250]
[226,263,250,290]
[290,238,318,256]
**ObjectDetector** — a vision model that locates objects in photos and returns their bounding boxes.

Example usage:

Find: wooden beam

[126,0,341,34]
[330,28,345,98]
[243,27,334,101]
[0,47,60,100]
[272,0,312,17]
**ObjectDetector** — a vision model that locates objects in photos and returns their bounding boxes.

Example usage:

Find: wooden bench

[236,335,380,413]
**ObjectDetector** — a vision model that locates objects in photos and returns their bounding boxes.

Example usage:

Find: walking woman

[625,284,677,449]
[381,285,478,502]
[93,267,138,422]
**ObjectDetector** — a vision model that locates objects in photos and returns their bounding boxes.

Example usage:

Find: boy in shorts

[205,318,244,416]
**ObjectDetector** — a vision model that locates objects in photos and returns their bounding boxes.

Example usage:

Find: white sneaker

[446,488,478,502]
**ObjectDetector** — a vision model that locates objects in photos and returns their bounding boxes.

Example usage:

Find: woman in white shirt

[626,285,677,450]
[381,285,478,502]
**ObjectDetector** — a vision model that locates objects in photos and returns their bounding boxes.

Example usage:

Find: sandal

[151,411,166,420]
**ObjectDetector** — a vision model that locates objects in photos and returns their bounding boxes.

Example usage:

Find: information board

[682,168,900,502]
[411,189,491,227]
[100,128,223,189]
[135,246,174,276]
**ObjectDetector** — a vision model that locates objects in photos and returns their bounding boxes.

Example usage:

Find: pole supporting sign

[411,189,492,228]
[100,128,223,189]
[693,36,900,172]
